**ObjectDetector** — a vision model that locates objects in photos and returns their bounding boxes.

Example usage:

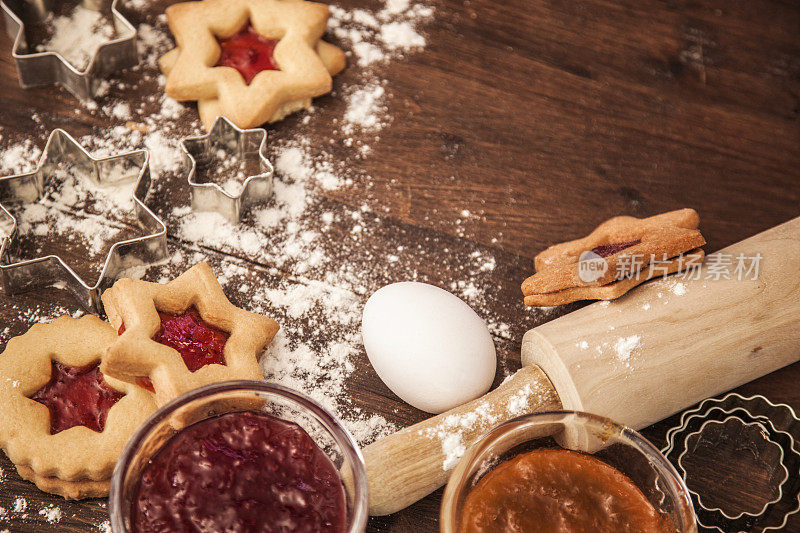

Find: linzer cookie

[159,0,346,130]
[522,209,706,306]
[0,316,156,499]
[101,262,279,406]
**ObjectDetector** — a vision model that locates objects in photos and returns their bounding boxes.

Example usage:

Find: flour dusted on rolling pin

[361,282,497,414]
[418,380,544,470]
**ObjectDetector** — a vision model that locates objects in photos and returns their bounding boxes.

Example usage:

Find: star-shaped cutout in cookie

[162,0,344,129]
[30,360,125,435]
[101,262,280,406]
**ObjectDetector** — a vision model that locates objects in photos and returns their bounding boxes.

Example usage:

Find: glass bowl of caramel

[109,380,368,533]
[441,411,697,533]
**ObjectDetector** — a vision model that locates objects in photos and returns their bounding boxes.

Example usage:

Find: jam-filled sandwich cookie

[160,0,346,130]
[0,316,156,499]
[522,209,706,306]
[101,262,280,406]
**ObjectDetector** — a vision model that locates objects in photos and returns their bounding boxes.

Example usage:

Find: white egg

[361,282,497,414]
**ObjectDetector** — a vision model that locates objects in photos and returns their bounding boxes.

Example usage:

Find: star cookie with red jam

[101,262,280,406]
[521,209,706,306]
[160,0,346,130]
[0,316,156,499]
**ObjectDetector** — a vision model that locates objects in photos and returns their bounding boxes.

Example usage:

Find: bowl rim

[440,409,698,533]
[108,379,368,532]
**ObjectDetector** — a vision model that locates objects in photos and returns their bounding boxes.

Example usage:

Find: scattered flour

[420,378,551,471]
[329,0,432,67]
[672,282,687,296]
[351,42,384,67]
[38,505,62,523]
[36,6,116,71]
[12,497,26,513]
[12,161,140,261]
[0,140,42,175]
[380,21,427,50]
[614,335,642,365]
[342,83,388,134]
[136,21,173,68]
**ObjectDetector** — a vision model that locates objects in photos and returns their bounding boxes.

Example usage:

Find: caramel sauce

[459,449,674,533]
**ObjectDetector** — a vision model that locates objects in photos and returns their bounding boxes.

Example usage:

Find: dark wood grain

[0,0,799,531]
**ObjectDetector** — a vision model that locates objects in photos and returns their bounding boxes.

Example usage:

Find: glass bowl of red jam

[109,381,367,533]
[441,411,698,533]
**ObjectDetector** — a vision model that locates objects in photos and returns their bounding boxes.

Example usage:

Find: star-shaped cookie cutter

[179,115,274,223]
[0,0,138,100]
[0,129,167,314]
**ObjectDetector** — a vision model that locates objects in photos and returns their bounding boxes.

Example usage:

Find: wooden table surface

[0,0,798,531]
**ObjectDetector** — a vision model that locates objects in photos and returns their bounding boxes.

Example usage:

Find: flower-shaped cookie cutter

[0,0,138,100]
[179,115,274,223]
[663,393,800,532]
[0,129,167,314]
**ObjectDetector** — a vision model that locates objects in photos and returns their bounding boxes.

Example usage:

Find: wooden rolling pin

[363,216,800,516]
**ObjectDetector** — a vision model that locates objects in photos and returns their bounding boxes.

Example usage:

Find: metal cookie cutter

[0,129,167,314]
[1,0,138,100]
[663,393,800,532]
[180,115,274,224]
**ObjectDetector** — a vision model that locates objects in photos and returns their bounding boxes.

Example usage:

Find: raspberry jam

[591,239,641,258]
[216,24,279,84]
[30,361,124,435]
[135,377,155,393]
[131,411,347,533]
[154,307,228,372]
